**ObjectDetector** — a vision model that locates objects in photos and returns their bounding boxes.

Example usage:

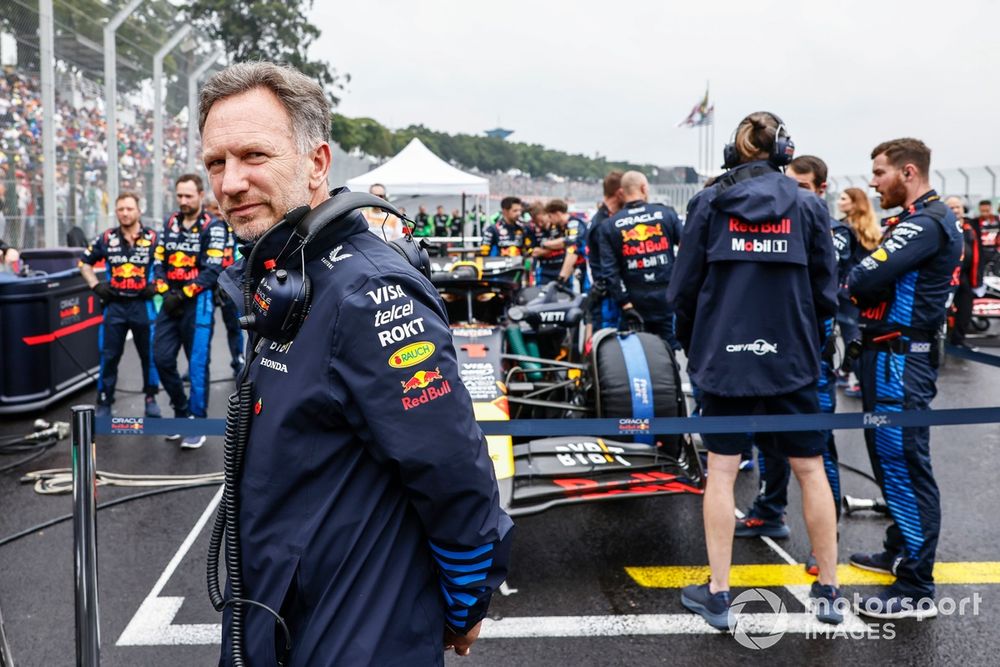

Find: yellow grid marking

[626,562,1000,588]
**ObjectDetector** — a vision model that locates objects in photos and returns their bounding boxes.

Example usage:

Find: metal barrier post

[71,406,100,666]
[0,593,13,667]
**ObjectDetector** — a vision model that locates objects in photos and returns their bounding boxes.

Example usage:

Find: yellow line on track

[626,562,1000,588]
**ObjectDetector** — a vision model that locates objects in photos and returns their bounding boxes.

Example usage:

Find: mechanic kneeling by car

[667,111,843,628]
[201,61,512,666]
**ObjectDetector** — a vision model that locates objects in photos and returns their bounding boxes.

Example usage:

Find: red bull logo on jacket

[400,367,444,393]
[401,379,452,410]
[621,236,670,256]
[728,217,791,235]
[620,223,663,243]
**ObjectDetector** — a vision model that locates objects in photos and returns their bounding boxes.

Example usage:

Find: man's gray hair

[198,61,330,153]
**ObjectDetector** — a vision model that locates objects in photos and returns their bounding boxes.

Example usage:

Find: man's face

[980,203,993,218]
[550,211,569,227]
[370,187,387,200]
[175,180,203,217]
[504,204,523,223]
[787,169,818,194]
[202,87,312,241]
[116,197,140,227]
[437,206,444,215]
[419,206,427,214]
[870,154,907,210]
[946,197,965,220]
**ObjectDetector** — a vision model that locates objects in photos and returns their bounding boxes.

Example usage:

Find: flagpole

[698,124,703,178]
[709,112,715,175]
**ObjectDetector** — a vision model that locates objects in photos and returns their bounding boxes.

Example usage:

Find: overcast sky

[309,0,1000,179]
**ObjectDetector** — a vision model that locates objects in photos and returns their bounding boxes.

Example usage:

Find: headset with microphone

[239,191,431,344]
[722,111,795,170]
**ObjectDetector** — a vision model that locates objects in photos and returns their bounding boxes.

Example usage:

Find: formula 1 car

[969,274,1000,333]
[430,255,704,516]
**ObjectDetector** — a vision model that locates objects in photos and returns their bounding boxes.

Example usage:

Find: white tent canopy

[345,138,490,196]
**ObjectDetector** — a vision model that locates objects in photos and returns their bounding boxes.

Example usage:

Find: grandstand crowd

[0,66,188,245]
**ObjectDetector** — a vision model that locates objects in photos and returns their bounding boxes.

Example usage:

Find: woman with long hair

[836,188,880,395]
[669,111,842,628]
[839,188,881,251]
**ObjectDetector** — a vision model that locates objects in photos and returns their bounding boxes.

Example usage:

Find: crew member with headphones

[848,138,962,619]
[668,111,842,628]
[201,62,512,666]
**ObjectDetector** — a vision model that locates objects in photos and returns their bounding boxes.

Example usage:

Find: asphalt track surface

[2,312,999,666]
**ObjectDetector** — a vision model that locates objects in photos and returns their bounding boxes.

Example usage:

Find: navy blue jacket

[480,218,534,257]
[586,204,613,284]
[831,218,858,309]
[596,200,682,319]
[154,209,227,298]
[218,199,513,666]
[80,224,158,296]
[848,191,962,335]
[667,162,838,397]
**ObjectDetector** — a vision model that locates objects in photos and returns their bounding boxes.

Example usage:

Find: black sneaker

[680,583,732,631]
[144,396,162,418]
[735,515,790,539]
[810,582,845,625]
[855,588,938,620]
[849,551,898,575]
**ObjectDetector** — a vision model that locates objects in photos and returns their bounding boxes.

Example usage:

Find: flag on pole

[677,88,713,128]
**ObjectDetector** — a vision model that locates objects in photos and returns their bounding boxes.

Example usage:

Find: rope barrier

[93,405,1000,439]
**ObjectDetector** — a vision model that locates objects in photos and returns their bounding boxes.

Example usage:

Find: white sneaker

[180,434,206,449]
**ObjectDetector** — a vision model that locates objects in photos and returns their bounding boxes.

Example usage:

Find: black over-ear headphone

[239,191,431,344]
[722,112,795,170]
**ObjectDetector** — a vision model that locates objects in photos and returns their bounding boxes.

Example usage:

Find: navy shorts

[699,384,826,458]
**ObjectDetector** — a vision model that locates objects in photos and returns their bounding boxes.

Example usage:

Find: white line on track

[117,486,223,646]
[115,483,865,646]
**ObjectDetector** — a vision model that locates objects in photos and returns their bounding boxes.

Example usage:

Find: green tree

[187,0,349,105]
[328,113,675,182]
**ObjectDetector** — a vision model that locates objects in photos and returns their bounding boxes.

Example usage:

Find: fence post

[72,405,100,666]
[957,168,969,198]
[985,166,996,201]
[186,50,225,173]
[38,0,57,249]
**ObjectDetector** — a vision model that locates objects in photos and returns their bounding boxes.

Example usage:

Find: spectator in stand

[947,196,983,349]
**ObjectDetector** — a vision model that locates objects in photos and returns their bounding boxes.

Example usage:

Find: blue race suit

[668,161,837,456]
[480,217,534,257]
[847,190,962,598]
[597,200,682,348]
[80,225,160,404]
[832,218,862,346]
[217,220,244,374]
[216,194,512,666]
[153,209,227,417]
[750,318,841,521]
[534,222,570,285]
[586,203,621,329]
